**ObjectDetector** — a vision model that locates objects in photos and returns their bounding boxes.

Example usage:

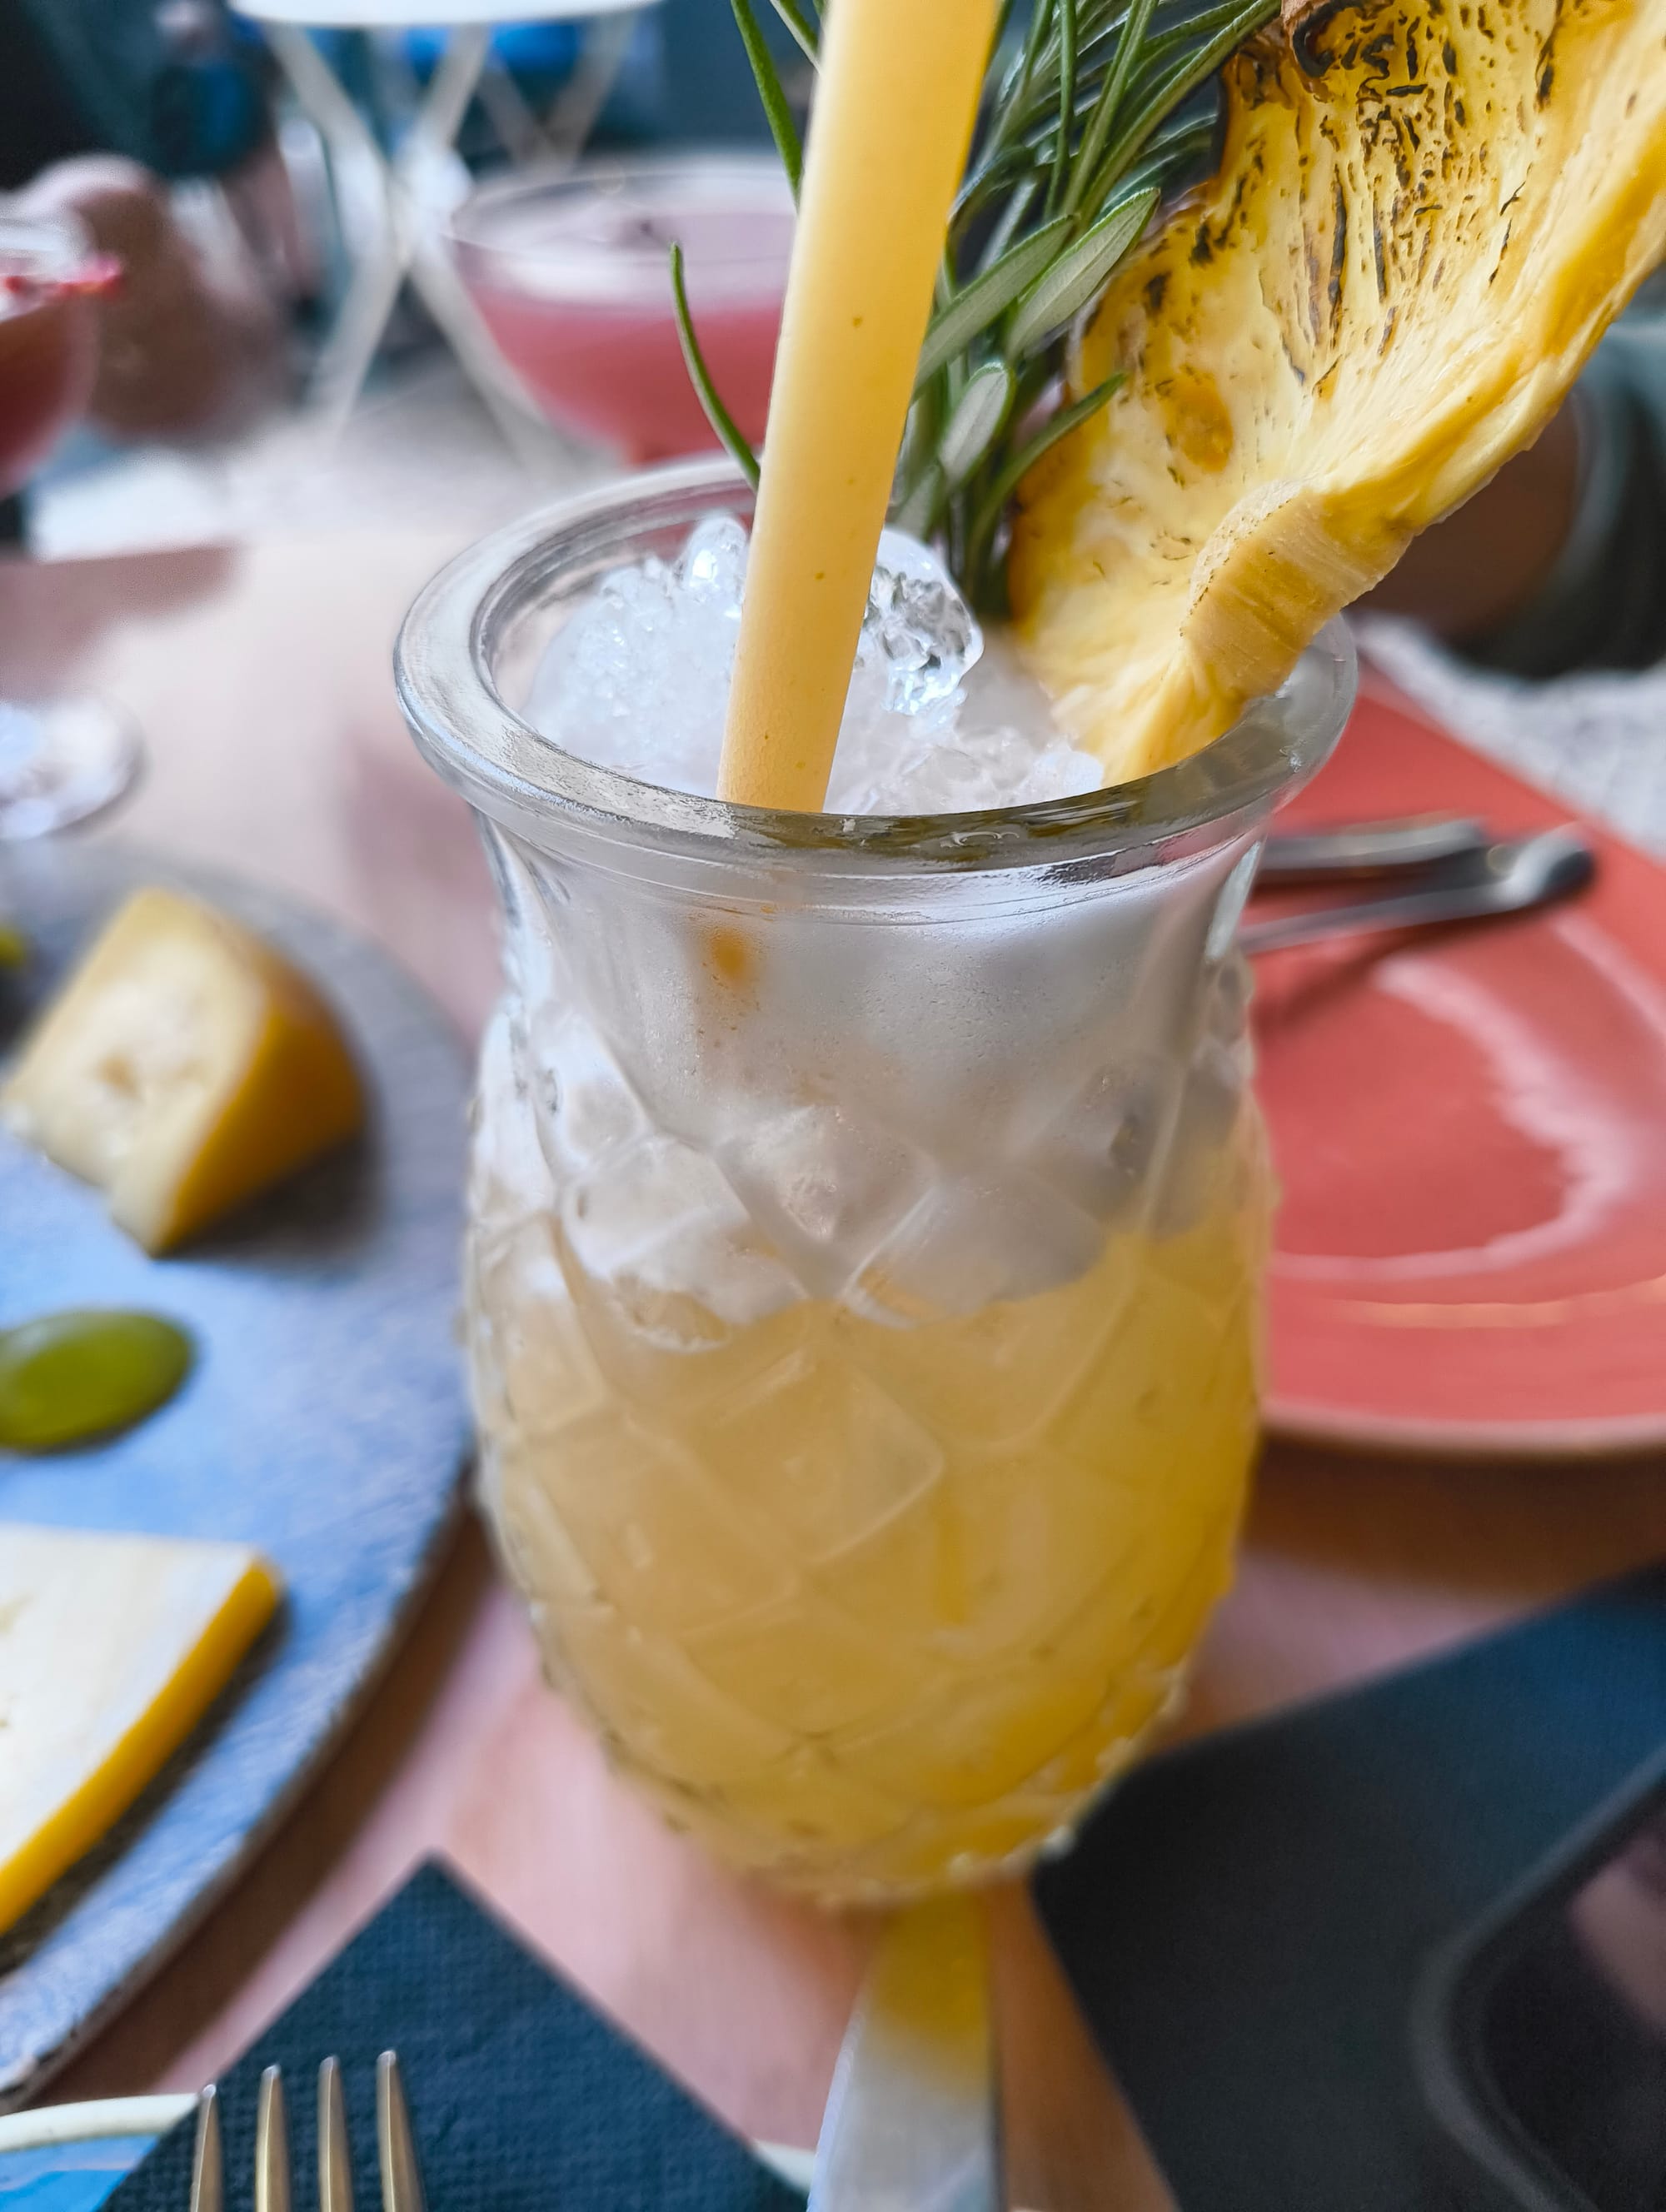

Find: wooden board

[0,840,472,2110]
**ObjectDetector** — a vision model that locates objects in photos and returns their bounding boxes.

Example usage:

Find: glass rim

[395,456,1357,878]
[0,210,93,285]
[441,153,796,287]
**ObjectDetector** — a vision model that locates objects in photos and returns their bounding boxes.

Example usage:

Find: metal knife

[810,1896,1004,2212]
[1257,813,1489,883]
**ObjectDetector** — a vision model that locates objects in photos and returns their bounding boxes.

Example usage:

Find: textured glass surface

[468,879,1267,1900]
[397,464,1354,1901]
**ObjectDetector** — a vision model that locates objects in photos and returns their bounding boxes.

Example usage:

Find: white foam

[524,516,1102,814]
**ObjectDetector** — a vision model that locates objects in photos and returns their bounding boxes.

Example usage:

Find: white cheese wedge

[0,1522,282,1933]
[2,886,363,1253]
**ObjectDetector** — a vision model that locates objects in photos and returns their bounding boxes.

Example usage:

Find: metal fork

[189,2055,426,2212]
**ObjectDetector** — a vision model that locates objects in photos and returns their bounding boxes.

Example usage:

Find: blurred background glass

[0,208,141,834]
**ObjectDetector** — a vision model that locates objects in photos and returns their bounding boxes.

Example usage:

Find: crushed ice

[524,516,1103,815]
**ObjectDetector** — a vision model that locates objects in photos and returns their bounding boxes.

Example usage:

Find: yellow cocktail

[397,466,1354,1902]
[472,1034,1264,1899]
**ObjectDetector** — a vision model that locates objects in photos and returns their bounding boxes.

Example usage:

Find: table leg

[403,224,558,472]
[389,19,554,461]
[405,21,494,168]
[268,23,397,432]
[268,21,491,440]
[544,9,642,163]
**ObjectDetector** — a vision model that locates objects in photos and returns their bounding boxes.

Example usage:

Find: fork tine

[189,2088,222,2212]
[255,2067,292,2212]
[375,2054,426,2212]
[318,2059,352,2212]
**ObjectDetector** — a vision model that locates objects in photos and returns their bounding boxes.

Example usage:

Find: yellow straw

[717,0,999,812]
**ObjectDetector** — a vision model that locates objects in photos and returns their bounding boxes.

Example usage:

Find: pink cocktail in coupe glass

[446,157,794,462]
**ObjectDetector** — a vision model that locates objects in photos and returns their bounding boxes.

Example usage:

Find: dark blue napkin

[105,1863,800,2212]
[101,1575,1666,2212]
[1035,1562,1666,2211]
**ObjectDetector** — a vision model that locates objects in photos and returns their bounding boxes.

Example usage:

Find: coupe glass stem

[0,696,142,839]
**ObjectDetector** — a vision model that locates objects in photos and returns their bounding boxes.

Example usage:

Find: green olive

[0,1309,194,1452]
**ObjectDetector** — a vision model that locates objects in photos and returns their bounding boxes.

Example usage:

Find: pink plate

[1257,677,1666,1457]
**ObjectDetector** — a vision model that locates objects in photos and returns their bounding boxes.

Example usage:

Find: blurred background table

[5,534,1666,2210]
[237,0,662,439]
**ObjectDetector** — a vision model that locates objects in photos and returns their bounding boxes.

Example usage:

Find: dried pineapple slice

[1010,0,1666,780]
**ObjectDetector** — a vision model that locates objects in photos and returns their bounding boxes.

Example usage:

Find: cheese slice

[2,886,363,1253]
[0,1523,282,1934]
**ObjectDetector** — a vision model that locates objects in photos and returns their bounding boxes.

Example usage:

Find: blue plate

[0,2135,161,2212]
[0,2100,188,2212]
[0,845,473,2113]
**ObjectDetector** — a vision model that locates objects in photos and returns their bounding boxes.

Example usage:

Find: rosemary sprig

[924,0,1280,604]
[963,369,1127,585]
[1066,0,1161,214]
[670,243,761,489]
[731,0,805,195]
[708,0,1280,606]
[1045,0,1079,214]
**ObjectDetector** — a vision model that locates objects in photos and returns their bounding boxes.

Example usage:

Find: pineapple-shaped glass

[397,461,1354,1903]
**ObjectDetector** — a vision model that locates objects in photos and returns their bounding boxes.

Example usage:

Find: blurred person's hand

[17,152,285,442]
[1362,406,1584,642]
[1361,280,1666,674]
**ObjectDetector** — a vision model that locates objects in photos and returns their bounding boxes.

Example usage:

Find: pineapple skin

[1010,0,1666,780]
